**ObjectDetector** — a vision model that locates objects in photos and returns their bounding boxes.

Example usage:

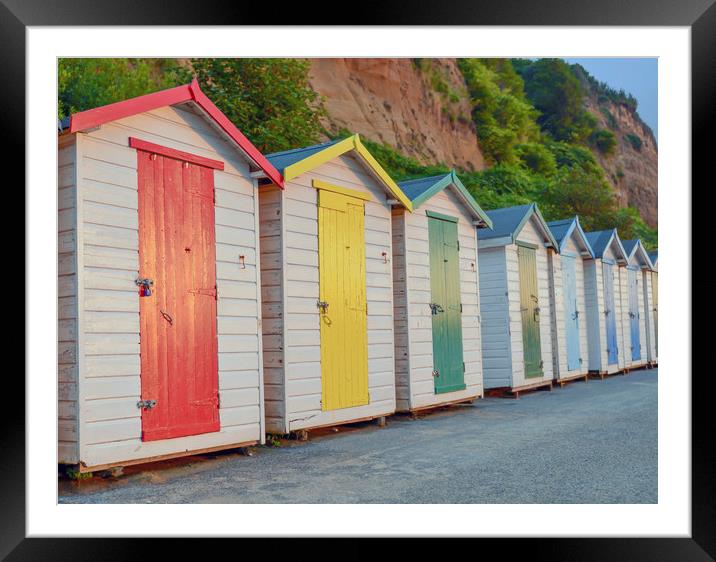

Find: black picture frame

[6,0,708,557]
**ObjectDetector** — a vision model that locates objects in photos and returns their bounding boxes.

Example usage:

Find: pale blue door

[562,255,581,371]
[603,262,618,365]
[628,268,641,361]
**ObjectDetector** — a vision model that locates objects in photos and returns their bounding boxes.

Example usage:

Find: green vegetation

[625,133,643,152]
[58,58,179,120]
[58,58,325,153]
[57,57,656,249]
[590,129,617,156]
[600,106,619,130]
[571,63,638,111]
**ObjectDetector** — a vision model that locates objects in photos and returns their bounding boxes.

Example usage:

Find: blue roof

[265,139,342,173]
[479,204,533,240]
[621,239,638,256]
[648,251,658,264]
[398,174,452,201]
[546,218,574,245]
[584,230,614,258]
[546,217,595,257]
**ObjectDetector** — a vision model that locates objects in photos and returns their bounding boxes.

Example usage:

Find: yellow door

[317,184,370,411]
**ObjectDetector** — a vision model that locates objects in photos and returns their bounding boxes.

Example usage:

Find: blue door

[628,268,641,361]
[603,262,618,365]
[562,255,581,371]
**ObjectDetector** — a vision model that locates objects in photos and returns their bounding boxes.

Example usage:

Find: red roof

[69,79,284,188]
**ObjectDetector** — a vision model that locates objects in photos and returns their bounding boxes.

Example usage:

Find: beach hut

[256,135,413,435]
[477,203,559,396]
[648,251,658,364]
[583,229,629,377]
[546,217,595,386]
[621,239,656,370]
[57,81,282,472]
[391,172,492,412]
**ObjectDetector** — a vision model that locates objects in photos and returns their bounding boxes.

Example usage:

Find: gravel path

[59,368,657,504]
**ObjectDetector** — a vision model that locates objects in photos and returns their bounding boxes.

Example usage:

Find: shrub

[625,133,643,151]
[590,129,617,155]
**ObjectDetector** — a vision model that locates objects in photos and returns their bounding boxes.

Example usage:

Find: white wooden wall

[506,217,555,388]
[550,235,590,379]
[391,188,483,411]
[70,104,265,469]
[619,266,639,369]
[266,153,396,433]
[478,246,512,389]
[643,271,657,362]
[58,134,79,464]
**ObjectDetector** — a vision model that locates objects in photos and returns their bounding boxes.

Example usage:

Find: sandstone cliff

[309,58,485,171]
[308,58,657,228]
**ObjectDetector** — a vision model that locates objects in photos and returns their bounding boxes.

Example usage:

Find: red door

[136,143,220,441]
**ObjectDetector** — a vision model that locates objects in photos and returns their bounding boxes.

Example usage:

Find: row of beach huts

[58,81,658,473]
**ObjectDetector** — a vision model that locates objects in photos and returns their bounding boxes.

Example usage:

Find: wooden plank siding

[72,105,265,469]
[58,134,80,464]
[391,208,411,412]
[258,184,286,433]
[643,270,657,363]
[260,153,396,432]
[392,188,483,411]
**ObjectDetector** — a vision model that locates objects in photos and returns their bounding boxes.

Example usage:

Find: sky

[563,58,658,141]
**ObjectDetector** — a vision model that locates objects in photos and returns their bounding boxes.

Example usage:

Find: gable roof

[397,171,492,227]
[584,229,628,263]
[648,251,658,266]
[64,79,283,188]
[622,239,654,269]
[546,216,595,257]
[265,134,413,211]
[478,203,558,249]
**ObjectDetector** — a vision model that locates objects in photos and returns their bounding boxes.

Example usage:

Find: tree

[517,58,593,142]
[177,59,325,153]
[58,58,179,119]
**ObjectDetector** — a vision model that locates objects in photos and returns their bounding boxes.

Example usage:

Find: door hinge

[460,303,463,313]
[463,362,466,373]
[457,240,460,251]
[137,399,157,410]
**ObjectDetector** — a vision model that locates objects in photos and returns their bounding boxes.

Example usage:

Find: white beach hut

[621,239,656,370]
[391,171,493,412]
[256,135,413,435]
[648,251,658,364]
[546,217,595,386]
[583,229,629,377]
[477,203,559,396]
[57,81,283,473]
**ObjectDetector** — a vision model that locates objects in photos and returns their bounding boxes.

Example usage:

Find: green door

[428,212,465,394]
[517,244,543,378]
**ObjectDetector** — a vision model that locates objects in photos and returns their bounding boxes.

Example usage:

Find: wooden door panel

[137,149,219,441]
[518,244,542,378]
[318,189,369,411]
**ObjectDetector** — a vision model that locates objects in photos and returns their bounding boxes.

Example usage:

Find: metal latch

[429,303,444,315]
[432,369,440,378]
[135,277,154,297]
[317,300,329,312]
[137,399,157,410]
